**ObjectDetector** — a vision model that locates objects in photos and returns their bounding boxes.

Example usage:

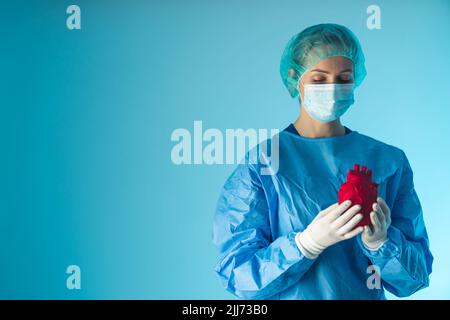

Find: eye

[312,76,326,83]
[339,73,354,83]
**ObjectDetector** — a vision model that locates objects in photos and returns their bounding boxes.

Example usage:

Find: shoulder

[353,131,407,161]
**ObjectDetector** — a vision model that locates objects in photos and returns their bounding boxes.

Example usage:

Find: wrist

[362,235,388,251]
[295,231,326,259]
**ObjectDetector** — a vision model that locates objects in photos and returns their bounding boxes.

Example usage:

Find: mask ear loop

[297,74,306,105]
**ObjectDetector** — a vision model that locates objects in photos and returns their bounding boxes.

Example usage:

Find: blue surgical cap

[280,23,367,98]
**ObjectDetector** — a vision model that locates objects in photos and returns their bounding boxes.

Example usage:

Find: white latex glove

[361,197,391,250]
[295,200,364,259]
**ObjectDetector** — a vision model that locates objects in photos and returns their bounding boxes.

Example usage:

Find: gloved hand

[295,200,364,259]
[361,197,391,250]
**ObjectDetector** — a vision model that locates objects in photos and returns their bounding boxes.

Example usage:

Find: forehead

[311,56,354,72]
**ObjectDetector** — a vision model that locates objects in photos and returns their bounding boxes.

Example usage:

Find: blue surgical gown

[212,126,433,299]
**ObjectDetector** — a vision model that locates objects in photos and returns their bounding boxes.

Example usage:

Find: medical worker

[212,23,433,299]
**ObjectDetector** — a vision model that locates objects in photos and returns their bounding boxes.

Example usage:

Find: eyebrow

[310,68,353,74]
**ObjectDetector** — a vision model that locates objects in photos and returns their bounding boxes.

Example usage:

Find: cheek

[299,84,304,101]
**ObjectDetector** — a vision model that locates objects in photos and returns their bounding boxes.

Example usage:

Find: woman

[212,23,433,299]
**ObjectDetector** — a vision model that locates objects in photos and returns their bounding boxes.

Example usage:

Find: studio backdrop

[1,0,449,299]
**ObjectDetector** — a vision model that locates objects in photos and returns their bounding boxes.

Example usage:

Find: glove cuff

[362,237,389,251]
[295,231,326,259]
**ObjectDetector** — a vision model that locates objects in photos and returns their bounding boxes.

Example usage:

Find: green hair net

[280,23,367,98]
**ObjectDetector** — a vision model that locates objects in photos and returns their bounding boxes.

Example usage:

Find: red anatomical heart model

[338,164,378,228]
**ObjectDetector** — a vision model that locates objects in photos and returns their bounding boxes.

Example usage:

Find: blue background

[1,0,449,299]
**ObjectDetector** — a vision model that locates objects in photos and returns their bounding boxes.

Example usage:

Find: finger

[317,203,339,218]
[324,200,352,222]
[373,203,385,226]
[314,205,337,222]
[325,202,340,212]
[378,197,391,224]
[370,211,381,230]
[363,225,373,237]
[338,213,363,235]
[343,226,364,239]
[332,204,361,229]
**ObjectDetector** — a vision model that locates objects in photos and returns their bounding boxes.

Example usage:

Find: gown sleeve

[212,163,316,299]
[358,150,433,297]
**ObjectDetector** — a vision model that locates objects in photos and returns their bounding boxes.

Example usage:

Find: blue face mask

[301,83,355,123]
